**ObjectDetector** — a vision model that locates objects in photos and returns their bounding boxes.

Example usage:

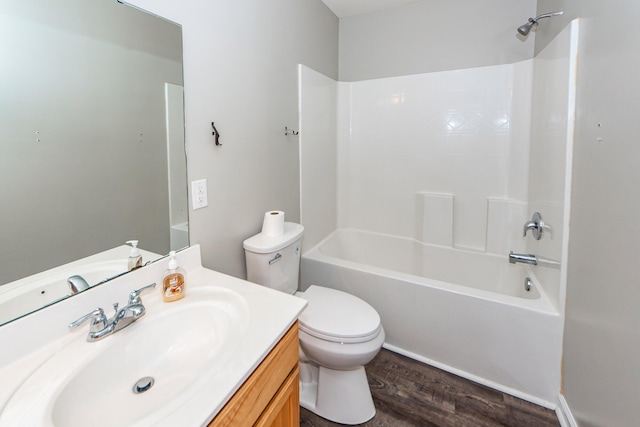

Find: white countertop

[0,245,306,426]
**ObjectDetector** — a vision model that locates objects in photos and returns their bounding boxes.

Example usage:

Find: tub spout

[508,251,538,265]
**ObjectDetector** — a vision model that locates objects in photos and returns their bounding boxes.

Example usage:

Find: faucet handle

[69,308,107,332]
[523,212,544,240]
[128,283,157,305]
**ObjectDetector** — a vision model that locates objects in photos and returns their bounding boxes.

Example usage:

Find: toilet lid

[296,286,381,343]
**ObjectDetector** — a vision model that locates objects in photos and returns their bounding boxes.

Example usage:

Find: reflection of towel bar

[284,126,299,136]
[269,253,282,265]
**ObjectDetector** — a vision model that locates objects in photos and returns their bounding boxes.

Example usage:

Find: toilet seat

[296,285,381,344]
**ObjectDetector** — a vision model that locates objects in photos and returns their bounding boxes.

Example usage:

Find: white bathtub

[301,228,563,407]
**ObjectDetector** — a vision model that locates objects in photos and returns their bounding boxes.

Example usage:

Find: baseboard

[382,343,556,409]
[556,394,578,427]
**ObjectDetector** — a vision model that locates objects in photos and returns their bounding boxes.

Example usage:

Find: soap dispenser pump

[162,251,186,302]
[126,240,142,271]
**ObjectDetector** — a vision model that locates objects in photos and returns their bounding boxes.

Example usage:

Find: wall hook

[285,126,299,136]
[211,122,221,146]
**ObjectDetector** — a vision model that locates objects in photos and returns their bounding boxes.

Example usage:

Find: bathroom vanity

[209,322,300,426]
[0,245,306,426]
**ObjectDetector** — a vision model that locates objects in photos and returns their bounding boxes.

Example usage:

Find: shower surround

[299,21,578,408]
[337,61,533,254]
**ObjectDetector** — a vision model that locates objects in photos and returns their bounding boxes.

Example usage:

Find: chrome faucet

[523,212,545,240]
[508,251,538,266]
[69,283,156,342]
[68,275,90,294]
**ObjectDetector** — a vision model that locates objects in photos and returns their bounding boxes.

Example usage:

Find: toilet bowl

[243,222,384,425]
[296,285,385,424]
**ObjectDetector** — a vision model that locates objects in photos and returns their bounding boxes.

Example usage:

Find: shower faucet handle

[523,212,544,240]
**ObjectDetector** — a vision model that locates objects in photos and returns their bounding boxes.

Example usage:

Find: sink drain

[133,376,155,394]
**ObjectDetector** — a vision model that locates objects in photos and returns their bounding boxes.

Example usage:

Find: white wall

[126,0,339,278]
[339,0,537,81]
[535,2,640,426]
[336,63,532,253]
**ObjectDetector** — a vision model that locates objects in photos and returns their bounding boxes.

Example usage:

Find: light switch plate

[192,179,208,210]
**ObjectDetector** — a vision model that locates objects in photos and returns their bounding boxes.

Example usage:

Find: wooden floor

[300,349,560,427]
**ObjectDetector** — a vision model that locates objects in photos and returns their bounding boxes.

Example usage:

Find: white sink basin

[0,287,249,427]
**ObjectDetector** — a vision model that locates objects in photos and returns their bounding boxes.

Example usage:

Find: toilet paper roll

[262,211,285,237]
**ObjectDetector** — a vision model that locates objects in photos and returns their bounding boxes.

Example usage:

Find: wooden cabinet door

[255,366,300,427]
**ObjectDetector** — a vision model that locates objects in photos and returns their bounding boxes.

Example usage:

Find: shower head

[517,18,536,36]
[517,11,563,36]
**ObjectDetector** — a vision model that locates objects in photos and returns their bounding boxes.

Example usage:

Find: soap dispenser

[126,240,142,271]
[162,251,186,302]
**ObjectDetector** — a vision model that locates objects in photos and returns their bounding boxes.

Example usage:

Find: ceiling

[321,0,422,17]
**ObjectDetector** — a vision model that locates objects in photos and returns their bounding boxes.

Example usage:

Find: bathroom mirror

[0,0,187,325]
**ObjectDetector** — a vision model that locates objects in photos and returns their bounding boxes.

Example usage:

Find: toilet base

[299,362,375,425]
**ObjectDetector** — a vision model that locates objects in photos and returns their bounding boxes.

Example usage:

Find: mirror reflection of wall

[165,83,188,251]
[0,0,187,320]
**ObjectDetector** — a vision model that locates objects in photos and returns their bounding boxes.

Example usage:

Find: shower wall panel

[337,62,533,252]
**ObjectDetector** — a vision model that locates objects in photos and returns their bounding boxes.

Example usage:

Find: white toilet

[243,222,385,425]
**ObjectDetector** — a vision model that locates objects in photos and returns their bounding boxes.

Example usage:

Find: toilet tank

[243,222,304,295]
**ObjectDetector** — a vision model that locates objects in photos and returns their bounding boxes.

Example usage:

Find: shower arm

[518,11,563,36]
[532,11,563,23]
